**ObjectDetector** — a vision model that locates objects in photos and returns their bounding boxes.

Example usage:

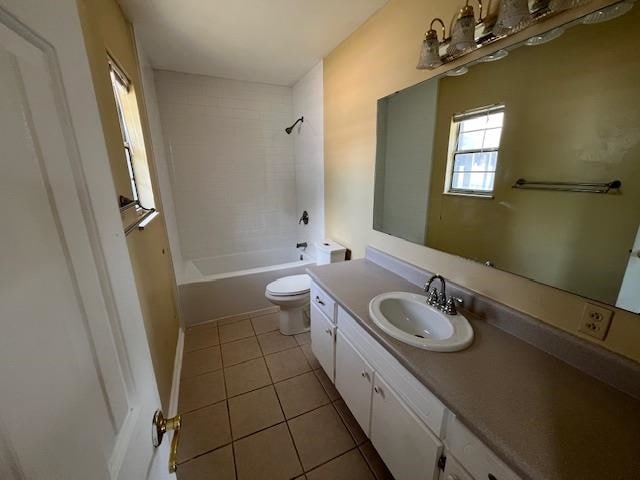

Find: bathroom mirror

[373,1,640,314]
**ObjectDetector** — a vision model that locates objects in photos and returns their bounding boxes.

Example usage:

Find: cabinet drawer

[310,282,336,322]
[310,303,336,381]
[445,416,521,480]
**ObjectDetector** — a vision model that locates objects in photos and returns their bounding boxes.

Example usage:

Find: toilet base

[279,306,310,335]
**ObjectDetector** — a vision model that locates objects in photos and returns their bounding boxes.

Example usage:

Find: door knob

[152,410,182,473]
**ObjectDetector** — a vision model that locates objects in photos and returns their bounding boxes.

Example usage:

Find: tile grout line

[181,323,367,477]
[182,366,327,416]
[259,339,306,478]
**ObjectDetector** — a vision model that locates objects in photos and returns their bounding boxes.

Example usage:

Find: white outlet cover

[579,303,613,340]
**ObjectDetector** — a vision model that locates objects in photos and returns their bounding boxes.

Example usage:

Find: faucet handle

[444,297,463,315]
[427,289,439,306]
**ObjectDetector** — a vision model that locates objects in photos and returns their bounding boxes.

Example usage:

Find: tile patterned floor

[177,310,394,480]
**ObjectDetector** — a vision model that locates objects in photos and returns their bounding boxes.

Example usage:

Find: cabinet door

[371,374,443,480]
[335,331,374,436]
[441,453,474,480]
[310,303,336,380]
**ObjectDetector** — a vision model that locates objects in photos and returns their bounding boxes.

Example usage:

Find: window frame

[109,57,141,204]
[445,104,505,197]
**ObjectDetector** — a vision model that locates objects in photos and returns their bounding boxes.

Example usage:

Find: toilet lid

[266,274,311,296]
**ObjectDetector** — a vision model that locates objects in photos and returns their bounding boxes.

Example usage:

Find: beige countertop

[307,259,640,480]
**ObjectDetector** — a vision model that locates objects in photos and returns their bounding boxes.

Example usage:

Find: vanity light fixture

[480,48,509,61]
[449,0,483,55]
[525,26,565,45]
[493,0,532,35]
[582,0,634,24]
[530,0,551,14]
[445,66,469,76]
[548,0,590,13]
[417,18,447,69]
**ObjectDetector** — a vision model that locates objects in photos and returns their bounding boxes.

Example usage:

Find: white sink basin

[369,292,474,352]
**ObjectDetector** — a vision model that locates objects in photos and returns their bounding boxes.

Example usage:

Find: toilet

[265,274,312,335]
[265,240,346,335]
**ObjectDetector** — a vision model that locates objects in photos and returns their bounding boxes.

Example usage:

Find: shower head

[285,116,304,134]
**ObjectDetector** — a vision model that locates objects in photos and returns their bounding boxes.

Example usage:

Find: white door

[371,374,443,480]
[616,226,640,312]
[335,331,373,435]
[310,303,336,380]
[0,2,171,479]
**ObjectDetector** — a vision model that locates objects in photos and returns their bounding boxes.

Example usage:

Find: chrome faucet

[423,274,462,315]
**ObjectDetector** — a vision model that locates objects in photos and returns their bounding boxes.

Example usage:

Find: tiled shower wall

[155,71,298,262]
[292,62,325,259]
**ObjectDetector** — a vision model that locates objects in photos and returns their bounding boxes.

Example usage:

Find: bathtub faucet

[296,242,308,249]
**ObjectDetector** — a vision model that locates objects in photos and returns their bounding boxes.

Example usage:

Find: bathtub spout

[296,242,308,249]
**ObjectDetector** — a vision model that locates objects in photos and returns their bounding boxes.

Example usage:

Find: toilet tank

[316,240,346,266]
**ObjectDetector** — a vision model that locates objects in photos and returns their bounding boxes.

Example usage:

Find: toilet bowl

[265,274,311,335]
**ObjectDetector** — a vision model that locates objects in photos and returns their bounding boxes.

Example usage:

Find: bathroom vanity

[308,255,640,480]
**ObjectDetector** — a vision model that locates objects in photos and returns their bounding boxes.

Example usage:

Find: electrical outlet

[578,303,613,340]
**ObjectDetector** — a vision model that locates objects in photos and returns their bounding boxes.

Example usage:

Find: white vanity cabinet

[310,302,336,380]
[309,281,521,480]
[371,373,443,480]
[335,330,374,435]
[441,453,474,480]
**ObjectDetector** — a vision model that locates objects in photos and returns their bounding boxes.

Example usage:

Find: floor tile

[294,332,311,346]
[300,344,321,370]
[228,385,284,439]
[221,336,262,367]
[179,369,226,413]
[181,346,223,379]
[177,401,231,463]
[314,368,340,401]
[177,444,235,480]
[219,319,255,344]
[359,442,394,480]
[288,404,355,471]
[275,372,330,419]
[184,322,219,353]
[306,449,375,480]
[225,357,271,397]
[258,330,298,355]
[265,347,311,382]
[234,423,302,480]
[251,311,280,335]
[217,312,251,326]
[334,399,367,445]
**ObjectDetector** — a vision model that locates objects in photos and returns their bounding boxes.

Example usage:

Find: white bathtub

[180,247,315,284]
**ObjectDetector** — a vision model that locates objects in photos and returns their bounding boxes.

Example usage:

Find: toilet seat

[266,274,310,297]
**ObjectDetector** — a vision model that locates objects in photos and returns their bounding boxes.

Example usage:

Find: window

[109,58,140,203]
[446,104,505,196]
[108,56,155,211]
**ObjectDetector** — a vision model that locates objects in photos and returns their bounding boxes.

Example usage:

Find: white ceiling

[119,0,387,86]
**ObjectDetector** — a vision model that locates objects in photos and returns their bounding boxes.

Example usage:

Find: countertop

[307,259,640,480]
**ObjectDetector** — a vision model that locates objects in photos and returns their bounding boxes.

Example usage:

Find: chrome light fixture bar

[416,0,635,73]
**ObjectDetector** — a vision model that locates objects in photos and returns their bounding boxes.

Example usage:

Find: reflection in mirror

[373,1,640,313]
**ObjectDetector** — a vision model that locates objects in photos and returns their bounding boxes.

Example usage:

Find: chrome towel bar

[124,208,158,235]
[512,178,621,194]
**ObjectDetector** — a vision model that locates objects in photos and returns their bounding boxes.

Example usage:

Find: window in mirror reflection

[446,104,504,196]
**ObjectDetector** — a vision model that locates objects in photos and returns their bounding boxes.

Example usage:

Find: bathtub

[178,247,317,326]
[180,247,315,285]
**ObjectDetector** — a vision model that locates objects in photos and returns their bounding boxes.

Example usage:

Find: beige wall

[425,8,640,305]
[77,0,179,408]
[324,0,640,362]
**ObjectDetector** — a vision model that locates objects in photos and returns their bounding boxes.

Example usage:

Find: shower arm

[285,116,304,134]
